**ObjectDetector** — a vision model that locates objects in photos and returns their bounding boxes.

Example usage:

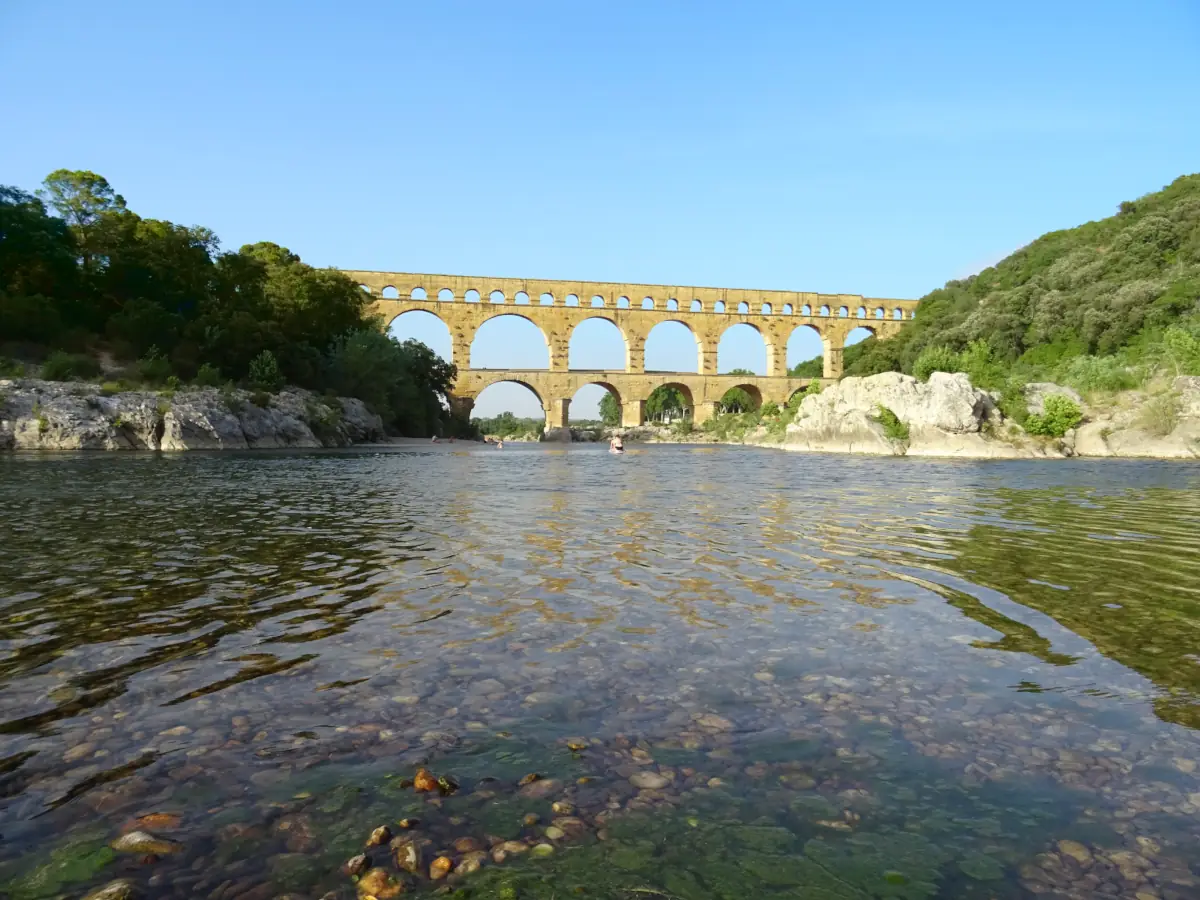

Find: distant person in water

[496,440,504,449]
[610,434,624,453]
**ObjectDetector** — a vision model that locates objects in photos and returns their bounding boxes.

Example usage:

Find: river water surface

[1,446,1199,900]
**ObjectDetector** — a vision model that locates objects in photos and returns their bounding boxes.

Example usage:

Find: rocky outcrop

[0,379,384,451]
[780,372,1056,457]
[1073,377,1200,458]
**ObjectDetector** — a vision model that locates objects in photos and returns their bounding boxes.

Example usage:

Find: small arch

[514,291,530,305]
[382,285,400,299]
[641,297,655,310]
[539,292,555,305]
[569,317,627,370]
[471,314,549,368]
[410,287,427,300]
[838,306,849,318]
[856,306,866,318]
[565,293,580,307]
[358,284,372,294]
[388,310,452,362]
[801,304,812,315]
[874,307,884,319]
[645,320,700,373]
[438,288,454,302]
[714,300,726,313]
[761,303,772,315]
[893,308,903,320]
[489,290,506,304]
[690,299,703,312]
[667,298,679,311]
[737,301,750,314]
[617,296,631,309]
[465,289,481,303]
[591,294,606,307]
[782,304,793,315]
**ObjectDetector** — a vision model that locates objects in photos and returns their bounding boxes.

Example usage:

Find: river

[1,446,1199,899]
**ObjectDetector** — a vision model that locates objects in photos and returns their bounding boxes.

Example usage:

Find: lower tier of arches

[451,370,824,433]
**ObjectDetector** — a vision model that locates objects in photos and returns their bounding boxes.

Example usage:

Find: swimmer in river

[496,440,504,449]
[609,435,624,453]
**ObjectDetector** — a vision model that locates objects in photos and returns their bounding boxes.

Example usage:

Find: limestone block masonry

[341,270,918,429]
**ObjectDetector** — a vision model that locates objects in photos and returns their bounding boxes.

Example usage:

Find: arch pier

[344,270,917,434]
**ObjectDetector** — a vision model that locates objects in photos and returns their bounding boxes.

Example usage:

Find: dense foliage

[0,170,461,436]
[473,411,544,439]
[836,174,1200,390]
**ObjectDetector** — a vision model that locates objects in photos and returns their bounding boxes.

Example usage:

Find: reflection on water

[1,447,1199,899]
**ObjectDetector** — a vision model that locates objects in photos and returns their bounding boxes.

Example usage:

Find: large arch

[570,381,621,422]
[569,317,627,370]
[470,380,545,422]
[846,325,877,347]
[785,323,824,374]
[644,320,699,373]
[717,323,767,375]
[719,382,763,413]
[387,310,452,362]
[470,314,550,369]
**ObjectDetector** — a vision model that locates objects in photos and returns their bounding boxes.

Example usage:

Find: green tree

[39,169,126,276]
[645,385,686,421]
[719,386,756,413]
[599,391,620,426]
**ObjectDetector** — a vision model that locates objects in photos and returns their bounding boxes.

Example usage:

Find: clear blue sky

[3,1,1198,418]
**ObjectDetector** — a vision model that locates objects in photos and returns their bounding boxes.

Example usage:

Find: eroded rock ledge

[0,379,384,451]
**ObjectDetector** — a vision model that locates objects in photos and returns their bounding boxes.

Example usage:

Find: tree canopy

[838,173,1200,385]
[0,170,461,436]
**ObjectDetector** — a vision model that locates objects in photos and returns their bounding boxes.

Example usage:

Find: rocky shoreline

[620,372,1200,460]
[0,379,385,451]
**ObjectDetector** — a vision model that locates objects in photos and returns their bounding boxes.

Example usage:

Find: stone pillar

[626,336,645,374]
[766,339,787,378]
[824,343,844,379]
[450,396,475,418]
[543,397,571,442]
[621,399,645,427]
[698,337,719,375]
[547,330,568,372]
[693,401,719,425]
[451,335,472,369]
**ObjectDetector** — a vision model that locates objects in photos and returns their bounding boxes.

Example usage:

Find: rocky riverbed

[0,379,385,450]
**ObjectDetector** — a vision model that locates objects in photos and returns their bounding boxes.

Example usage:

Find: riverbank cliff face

[0,379,384,451]
[773,372,1200,459]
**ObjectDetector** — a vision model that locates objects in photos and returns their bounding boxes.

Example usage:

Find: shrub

[99,381,121,396]
[250,390,271,408]
[248,350,284,391]
[220,383,244,414]
[1138,392,1180,437]
[760,401,780,418]
[1025,394,1083,437]
[1057,355,1138,394]
[912,345,963,381]
[137,346,172,385]
[33,401,48,434]
[671,419,694,437]
[872,404,910,442]
[41,351,101,381]
[1161,325,1200,376]
[194,363,223,387]
[0,356,25,377]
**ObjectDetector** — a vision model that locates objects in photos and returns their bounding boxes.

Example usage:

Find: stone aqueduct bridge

[343,270,919,429]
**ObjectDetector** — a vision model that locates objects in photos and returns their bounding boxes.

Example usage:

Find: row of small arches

[363,285,914,320]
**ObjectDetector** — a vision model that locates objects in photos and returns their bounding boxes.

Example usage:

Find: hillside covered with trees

[0,170,465,437]
[801,174,1200,396]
